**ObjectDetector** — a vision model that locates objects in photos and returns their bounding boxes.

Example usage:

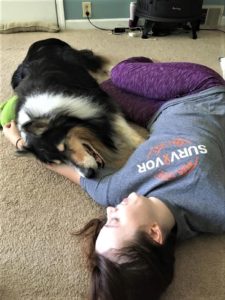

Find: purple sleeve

[100,79,164,127]
[101,58,225,127]
[111,60,225,100]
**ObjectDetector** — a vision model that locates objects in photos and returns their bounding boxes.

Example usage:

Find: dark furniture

[132,0,203,39]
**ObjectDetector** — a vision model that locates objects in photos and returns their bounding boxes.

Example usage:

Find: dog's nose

[83,168,96,178]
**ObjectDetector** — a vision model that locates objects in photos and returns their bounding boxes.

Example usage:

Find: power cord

[86,12,112,31]
[85,12,142,35]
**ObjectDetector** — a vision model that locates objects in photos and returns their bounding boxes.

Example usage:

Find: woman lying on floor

[3,58,225,300]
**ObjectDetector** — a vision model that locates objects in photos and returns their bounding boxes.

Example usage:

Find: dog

[12,38,144,177]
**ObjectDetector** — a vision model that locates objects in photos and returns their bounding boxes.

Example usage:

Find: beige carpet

[0,29,225,300]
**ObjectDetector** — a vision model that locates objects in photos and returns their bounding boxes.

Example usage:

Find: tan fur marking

[66,128,98,168]
[66,123,144,170]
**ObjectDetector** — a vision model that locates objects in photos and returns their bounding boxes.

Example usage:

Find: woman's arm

[46,163,81,185]
[3,121,81,185]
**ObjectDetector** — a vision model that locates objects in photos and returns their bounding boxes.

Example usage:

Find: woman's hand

[3,121,81,185]
[45,163,81,185]
[2,121,25,149]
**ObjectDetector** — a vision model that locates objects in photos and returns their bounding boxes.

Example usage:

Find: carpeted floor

[0,29,225,300]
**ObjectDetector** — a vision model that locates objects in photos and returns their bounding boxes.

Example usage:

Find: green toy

[0,95,18,127]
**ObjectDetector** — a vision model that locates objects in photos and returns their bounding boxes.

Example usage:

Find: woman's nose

[106,206,117,216]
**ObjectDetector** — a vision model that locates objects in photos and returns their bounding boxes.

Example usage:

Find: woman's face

[95,192,157,254]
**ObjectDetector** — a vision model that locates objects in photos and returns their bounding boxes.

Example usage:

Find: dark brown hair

[75,217,177,300]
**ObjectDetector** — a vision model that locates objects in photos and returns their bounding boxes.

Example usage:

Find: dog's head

[18,116,114,178]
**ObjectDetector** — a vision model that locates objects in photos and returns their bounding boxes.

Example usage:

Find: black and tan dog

[12,38,143,177]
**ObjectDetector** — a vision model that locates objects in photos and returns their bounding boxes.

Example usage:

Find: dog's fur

[12,38,143,177]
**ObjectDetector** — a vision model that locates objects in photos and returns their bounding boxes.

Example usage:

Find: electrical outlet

[82,2,92,18]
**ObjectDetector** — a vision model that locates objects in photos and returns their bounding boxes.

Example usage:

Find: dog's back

[11,38,107,90]
[13,38,114,118]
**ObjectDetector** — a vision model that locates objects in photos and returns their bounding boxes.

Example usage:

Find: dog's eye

[52,160,61,165]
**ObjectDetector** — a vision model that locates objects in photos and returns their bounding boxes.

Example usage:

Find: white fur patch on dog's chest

[17,92,103,128]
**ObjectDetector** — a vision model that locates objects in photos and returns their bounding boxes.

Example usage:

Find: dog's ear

[22,119,49,135]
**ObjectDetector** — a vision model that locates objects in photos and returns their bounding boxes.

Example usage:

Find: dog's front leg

[113,115,145,149]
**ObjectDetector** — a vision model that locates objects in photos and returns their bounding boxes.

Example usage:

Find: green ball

[0,95,18,127]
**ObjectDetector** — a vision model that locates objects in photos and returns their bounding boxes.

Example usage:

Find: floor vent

[200,5,224,28]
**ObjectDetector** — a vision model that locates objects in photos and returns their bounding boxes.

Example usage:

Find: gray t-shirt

[81,87,225,240]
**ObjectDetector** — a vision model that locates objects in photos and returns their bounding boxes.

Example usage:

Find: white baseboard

[65,16,225,31]
[65,18,129,30]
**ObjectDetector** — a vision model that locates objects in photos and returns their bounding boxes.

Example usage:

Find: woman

[3,59,225,300]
